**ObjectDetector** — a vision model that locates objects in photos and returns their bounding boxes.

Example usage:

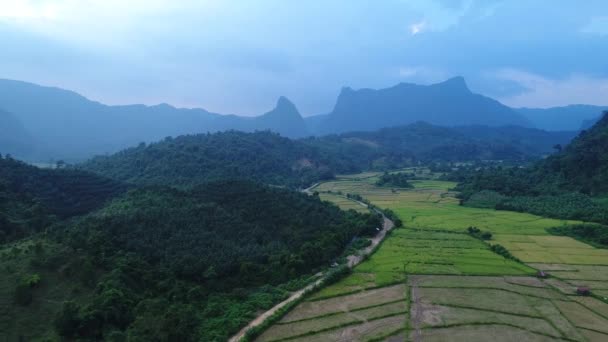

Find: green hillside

[453,111,608,224]
[1,179,380,341]
[79,131,338,188]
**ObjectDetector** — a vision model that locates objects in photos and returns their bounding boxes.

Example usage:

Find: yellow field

[494,235,608,265]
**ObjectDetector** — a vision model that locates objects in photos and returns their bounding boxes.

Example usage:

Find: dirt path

[228,196,395,342]
[410,276,423,342]
[228,277,324,342]
[302,182,320,195]
[347,215,394,267]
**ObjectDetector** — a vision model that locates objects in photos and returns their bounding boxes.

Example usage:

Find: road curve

[228,199,395,342]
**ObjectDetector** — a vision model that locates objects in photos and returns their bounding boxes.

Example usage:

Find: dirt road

[228,277,324,342]
[410,276,423,342]
[347,215,394,267]
[228,198,395,342]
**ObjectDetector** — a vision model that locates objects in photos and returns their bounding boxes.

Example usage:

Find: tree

[54,301,82,337]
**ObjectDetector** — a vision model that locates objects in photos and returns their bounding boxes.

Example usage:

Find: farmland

[253,171,608,342]
[319,193,370,213]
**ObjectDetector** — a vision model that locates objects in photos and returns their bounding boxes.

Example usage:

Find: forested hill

[452,111,608,223]
[80,124,577,189]
[79,131,340,188]
[538,111,608,194]
[2,180,380,341]
[306,122,576,167]
[0,156,126,219]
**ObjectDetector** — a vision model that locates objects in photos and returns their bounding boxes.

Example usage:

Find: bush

[489,244,520,262]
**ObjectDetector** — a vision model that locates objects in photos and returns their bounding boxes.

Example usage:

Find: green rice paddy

[254,172,608,342]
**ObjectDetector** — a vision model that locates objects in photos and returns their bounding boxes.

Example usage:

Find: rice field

[318,193,370,213]
[316,179,580,235]
[493,235,608,265]
[254,174,608,342]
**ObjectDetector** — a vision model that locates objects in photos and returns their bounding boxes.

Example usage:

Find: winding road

[228,193,395,342]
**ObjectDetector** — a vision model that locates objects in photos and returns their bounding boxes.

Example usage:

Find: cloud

[493,69,608,108]
[0,0,58,19]
[1,1,608,114]
[409,20,426,35]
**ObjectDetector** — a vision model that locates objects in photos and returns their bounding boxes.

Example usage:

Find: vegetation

[80,131,339,188]
[1,178,381,341]
[488,244,521,262]
[466,226,492,240]
[263,174,608,342]
[375,172,414,188]
[305,122,574,171]
[452,112,608,225]
[0,155,126,243]
[80,122,577,192]
[548,224,608,248]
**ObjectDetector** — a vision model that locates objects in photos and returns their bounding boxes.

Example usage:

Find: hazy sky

[1,0,607,116]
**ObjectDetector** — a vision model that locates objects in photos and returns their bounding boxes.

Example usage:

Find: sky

[1,0,607,116]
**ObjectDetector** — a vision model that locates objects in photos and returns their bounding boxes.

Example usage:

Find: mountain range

[309,77,531,134]
[0,77,604,161]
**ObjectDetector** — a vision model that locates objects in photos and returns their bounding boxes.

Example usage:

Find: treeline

[375,172,413,188]
[548,224,608,248]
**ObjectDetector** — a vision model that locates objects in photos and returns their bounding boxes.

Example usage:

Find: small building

[576,287,591,296]
[536,270,548,278]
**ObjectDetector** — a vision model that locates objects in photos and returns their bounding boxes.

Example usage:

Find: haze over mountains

[310,77,530,134]
[516,105,608,131]
[0,77,604,162]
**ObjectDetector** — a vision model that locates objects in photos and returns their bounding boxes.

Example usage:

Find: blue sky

[1,0,607,115]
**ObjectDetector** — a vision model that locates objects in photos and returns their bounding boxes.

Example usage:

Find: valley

[2,3,608,341]
[250,171,608,342]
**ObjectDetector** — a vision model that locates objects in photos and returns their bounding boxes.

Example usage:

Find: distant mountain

[0,79,308,161]
[252,96,308,138]
[0,109,33,158]
[312,77,531,134]
[517,105,608,131]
